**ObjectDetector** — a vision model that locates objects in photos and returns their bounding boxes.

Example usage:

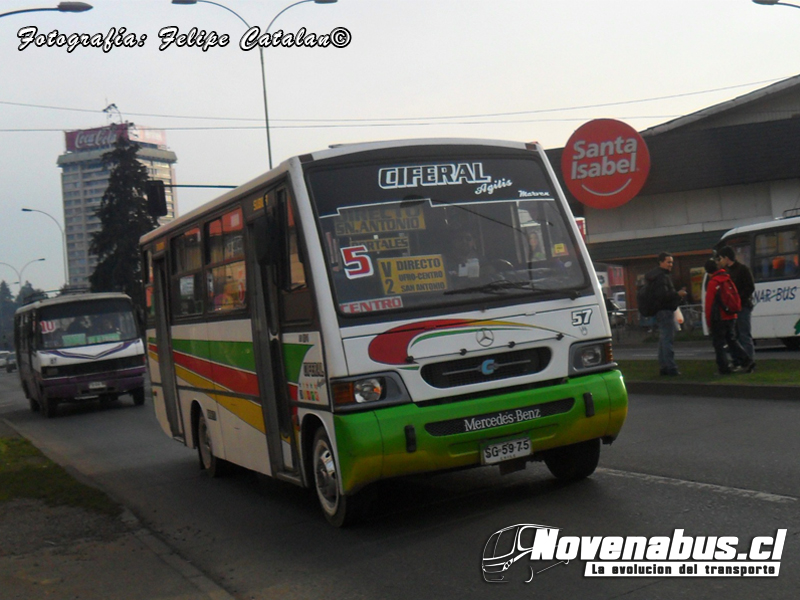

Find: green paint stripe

[171,338,256,372]
[283,343,312,383]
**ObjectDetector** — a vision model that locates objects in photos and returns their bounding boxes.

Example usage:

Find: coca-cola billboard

[65,124,129,152]
[64,124,167,152]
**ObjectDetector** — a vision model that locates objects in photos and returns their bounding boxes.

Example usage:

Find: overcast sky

[1,0,798,293]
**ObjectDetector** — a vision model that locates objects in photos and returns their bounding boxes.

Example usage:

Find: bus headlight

[569,340,614,375]
[354,378,383,403]
[42,367,60,378]
[331,373,411,412]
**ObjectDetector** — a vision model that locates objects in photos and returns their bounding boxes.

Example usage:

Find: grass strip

[0,436,121,516]
[617,359,800,386]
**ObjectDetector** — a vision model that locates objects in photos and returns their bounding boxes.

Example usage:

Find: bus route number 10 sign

[561,118,651,210]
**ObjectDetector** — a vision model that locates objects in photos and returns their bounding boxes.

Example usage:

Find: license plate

[481,437,531,465]
[89,381,106,390]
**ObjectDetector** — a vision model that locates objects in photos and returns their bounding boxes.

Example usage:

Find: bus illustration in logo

[482,523,567,583]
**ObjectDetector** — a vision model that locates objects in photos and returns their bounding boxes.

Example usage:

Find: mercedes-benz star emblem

[476,328,495,347]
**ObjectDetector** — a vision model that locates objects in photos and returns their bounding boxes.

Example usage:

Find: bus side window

[280,188,314,324]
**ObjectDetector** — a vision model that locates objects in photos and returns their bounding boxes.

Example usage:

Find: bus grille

[42,355,144,379]
[420,347,551,389]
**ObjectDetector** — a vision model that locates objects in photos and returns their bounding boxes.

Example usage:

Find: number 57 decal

[571,308,593,326]
[341,245,374,279]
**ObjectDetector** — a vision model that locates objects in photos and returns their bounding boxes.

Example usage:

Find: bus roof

[15,292,133,316]
[139,137,535,246]
[721,214,800,240]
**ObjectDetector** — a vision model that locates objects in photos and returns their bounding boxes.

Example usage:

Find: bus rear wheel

[197,412,228,478]
[543,438,600,482]
[312,428,369,527]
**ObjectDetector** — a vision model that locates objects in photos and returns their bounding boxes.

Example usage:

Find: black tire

[543,438,600,482]
[781,337,800,351]
[131,388,145,406]
[312,427,368,527]
[197,411,228,478]
[40,393,57,419]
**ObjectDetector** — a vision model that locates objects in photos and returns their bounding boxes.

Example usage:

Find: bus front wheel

[40,394,57,419]
[543,438,600,482]
[312,428,369,527]
[197,411,228,478]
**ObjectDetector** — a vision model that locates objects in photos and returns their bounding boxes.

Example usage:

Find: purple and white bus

[14,292,146,418]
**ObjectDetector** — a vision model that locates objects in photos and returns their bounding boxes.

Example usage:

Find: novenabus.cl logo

[482,524,568,583]
[482,524,787,582]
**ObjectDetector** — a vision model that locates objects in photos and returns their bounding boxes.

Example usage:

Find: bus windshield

[307,154,588,314]
[37,299,139,350]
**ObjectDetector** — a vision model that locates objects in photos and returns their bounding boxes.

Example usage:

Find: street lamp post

[0,2,92,19]
[0,263,21,284]
[18,258,47,287]
[0,258,45,289]
[172,0,337,170]
[21,208,68,287]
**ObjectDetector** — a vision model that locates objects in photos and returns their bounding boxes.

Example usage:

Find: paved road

[1,371,798,599]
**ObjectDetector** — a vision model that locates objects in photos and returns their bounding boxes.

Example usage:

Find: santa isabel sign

[561,119,650,209]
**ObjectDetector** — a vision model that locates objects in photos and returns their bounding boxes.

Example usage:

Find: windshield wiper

[443,280,537,296]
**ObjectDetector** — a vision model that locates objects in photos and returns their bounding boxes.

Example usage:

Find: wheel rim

[198,418,213,469]
[314,438,339,515]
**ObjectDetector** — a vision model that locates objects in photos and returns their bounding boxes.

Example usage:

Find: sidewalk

[612,338,799,400]
[0,419,234,600]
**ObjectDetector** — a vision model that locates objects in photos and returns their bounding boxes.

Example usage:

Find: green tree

[16,282,45,305]
[89,132,159,307]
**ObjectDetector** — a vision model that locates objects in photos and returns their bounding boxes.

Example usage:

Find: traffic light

[145,180,168,217]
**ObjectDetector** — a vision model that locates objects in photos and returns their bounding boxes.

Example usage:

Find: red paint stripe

[172,350,259,397]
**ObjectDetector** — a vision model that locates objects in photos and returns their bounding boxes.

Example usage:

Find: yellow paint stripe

[151,349,266,434]
[210,393,266,435]
[174,364,216,391]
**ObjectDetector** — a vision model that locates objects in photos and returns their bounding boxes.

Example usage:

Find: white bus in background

[140,138,628,526]
[14,292,147,417]
[712,211,800,349]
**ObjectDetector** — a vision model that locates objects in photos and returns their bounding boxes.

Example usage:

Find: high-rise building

[57,124,178,288]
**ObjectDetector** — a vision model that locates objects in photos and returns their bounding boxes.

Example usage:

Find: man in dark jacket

[716,246,755,366]
[645,252,687,376]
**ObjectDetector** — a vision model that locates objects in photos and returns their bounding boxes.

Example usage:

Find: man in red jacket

[704,259,754,375]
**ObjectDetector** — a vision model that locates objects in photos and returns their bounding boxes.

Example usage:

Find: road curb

[0,417,236,600]
[626,382,798,400]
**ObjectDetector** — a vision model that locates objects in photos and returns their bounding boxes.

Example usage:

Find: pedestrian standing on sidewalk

[644,252,687,376]
[715,246,756,366]
[703,258,755,375]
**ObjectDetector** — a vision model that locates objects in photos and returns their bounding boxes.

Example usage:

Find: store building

[57,124,178,288]
[547,74,800,309]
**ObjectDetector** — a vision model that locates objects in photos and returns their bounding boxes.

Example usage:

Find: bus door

[152,257,184,439]
[249,185,307,482]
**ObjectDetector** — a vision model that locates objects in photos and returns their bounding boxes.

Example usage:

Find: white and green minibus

[140,139,628,526]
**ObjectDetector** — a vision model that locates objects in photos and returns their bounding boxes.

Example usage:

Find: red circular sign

[561,119,650,209]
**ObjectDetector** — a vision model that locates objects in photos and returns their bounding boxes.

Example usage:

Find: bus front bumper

[334,369,627,495]
[40,367,146,401]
